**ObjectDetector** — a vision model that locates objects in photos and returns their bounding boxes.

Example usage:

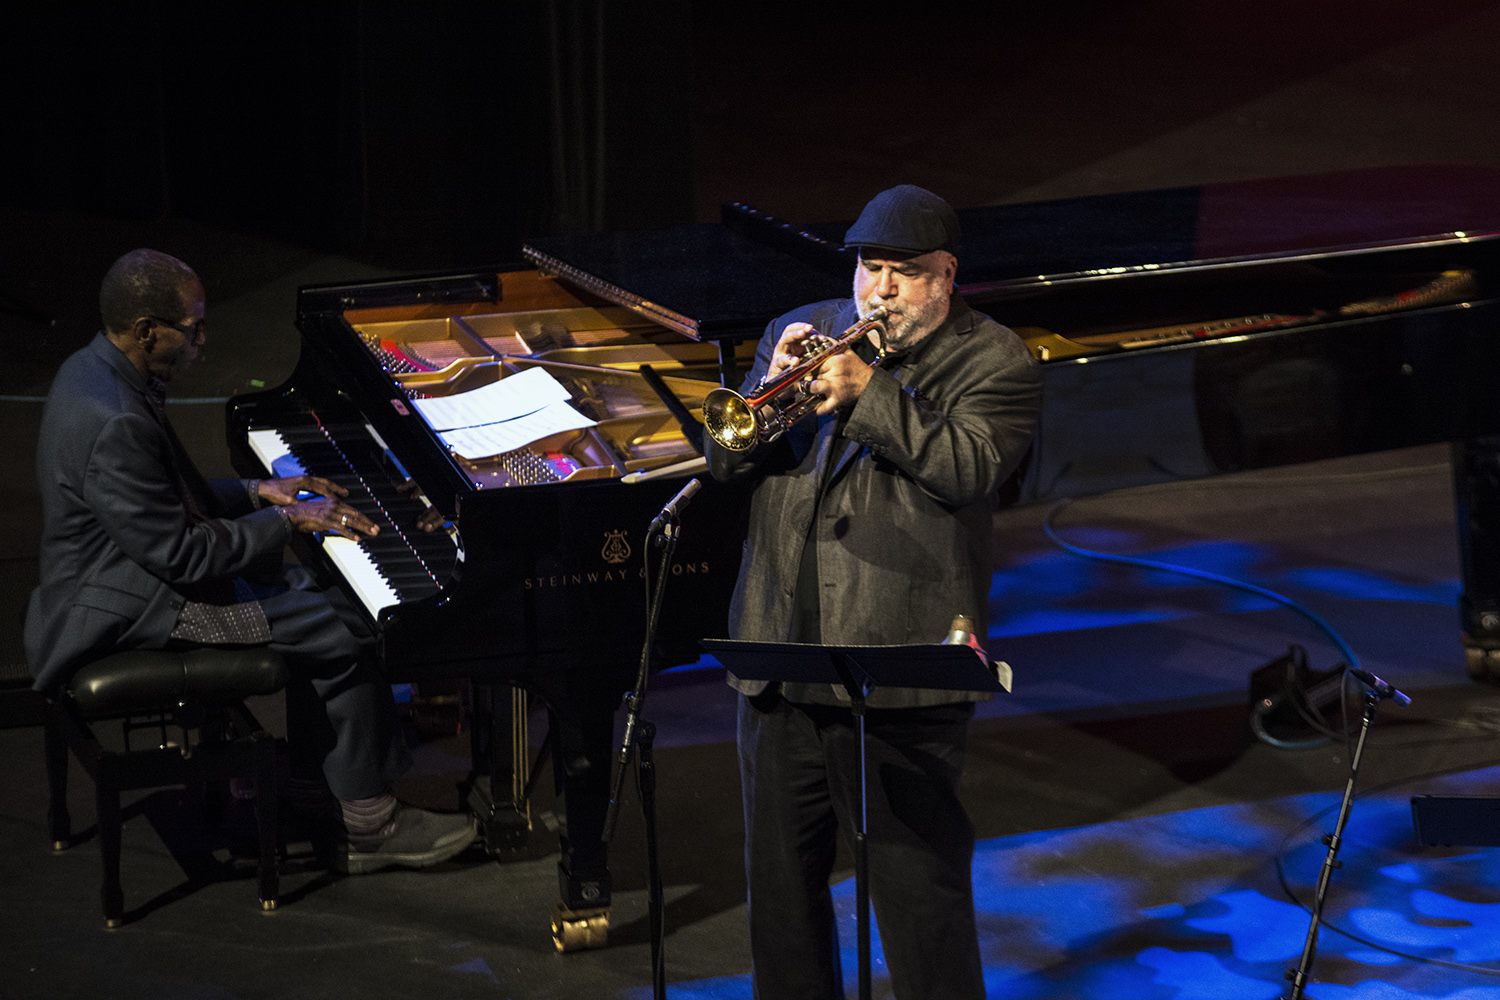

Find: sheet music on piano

[411,367,596,460]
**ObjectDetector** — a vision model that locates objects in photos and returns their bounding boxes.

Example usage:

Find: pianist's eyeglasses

[149,315,206,339]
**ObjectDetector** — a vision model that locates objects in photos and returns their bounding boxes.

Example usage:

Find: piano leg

[550,694,616,952]
[1453,438,1500,684]
[461,681,618,951]
[465,683,534,852]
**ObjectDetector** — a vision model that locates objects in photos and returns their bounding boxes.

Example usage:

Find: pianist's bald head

[100,249,200,335]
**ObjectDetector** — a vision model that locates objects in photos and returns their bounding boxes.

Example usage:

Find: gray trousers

[737,690,984,1000]
[213,566,411,801]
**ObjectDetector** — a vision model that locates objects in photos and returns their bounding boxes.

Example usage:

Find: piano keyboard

[246,425,460,620]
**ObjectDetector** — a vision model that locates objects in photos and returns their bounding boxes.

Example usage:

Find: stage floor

[4,444,1500,999]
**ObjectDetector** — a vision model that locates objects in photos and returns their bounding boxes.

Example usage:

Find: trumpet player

[707,185,1042,1000]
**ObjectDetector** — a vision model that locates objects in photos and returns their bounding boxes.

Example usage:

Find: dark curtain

[2,2,693,267]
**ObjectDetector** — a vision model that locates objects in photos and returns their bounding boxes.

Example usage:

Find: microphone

[1348,666,1412,706]
[648,478,701,535]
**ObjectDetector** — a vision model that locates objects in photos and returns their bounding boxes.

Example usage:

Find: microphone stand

[1281,680,1407,999]
[603,515,679,1000]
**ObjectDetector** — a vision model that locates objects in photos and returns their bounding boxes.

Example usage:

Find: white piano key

[246,429,292,475]
[322,535,399,619]
[250,422,450,618]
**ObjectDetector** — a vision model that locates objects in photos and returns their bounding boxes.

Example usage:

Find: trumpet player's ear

[933,250,958,286]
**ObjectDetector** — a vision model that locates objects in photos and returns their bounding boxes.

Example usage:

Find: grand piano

[226,267,756,948]
[228,164,1500,946]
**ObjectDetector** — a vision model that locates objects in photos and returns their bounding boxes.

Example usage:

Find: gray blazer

[709,296,1042,708]
[25,333,291,693]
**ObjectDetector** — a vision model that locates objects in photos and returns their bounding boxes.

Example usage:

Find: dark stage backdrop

[2,2,694,268]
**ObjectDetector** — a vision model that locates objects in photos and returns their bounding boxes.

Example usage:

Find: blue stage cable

[1042,498,1364,673]
[1042,508,1500,976]
[1043,498,1368,749]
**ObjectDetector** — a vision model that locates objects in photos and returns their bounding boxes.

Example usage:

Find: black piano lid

[523,223,848,342]
[524,166,1500,338]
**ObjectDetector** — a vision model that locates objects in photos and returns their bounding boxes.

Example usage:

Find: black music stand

[701,638,1009,1000]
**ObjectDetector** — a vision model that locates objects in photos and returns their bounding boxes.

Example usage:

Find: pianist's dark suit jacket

[708,294,1042,709]
[25,333,292,694]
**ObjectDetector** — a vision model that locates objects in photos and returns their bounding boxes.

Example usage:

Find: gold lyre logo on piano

[601,530,631,565]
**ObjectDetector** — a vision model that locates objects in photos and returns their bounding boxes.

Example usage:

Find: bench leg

[44,706,71,850]
[251,732,279,910]
[95,756,124,927]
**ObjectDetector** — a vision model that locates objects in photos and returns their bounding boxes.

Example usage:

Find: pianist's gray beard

[857,290,950,353]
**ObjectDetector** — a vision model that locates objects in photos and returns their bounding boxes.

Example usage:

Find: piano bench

[45,647,289,927]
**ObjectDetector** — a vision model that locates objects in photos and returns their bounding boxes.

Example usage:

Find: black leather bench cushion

[66,648,289,716]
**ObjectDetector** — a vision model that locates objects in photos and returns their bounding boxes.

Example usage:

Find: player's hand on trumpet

[768,323,824,381]
[799,349,875,415]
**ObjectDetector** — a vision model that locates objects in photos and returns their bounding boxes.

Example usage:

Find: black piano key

[374,563,436,583]
[410,537,454,556]
[365,544,419,560]
[391,583,440,603]
[275,422,457,609]
[383,573,439,591]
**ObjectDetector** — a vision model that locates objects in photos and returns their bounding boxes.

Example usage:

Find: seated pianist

[24,248,474,874]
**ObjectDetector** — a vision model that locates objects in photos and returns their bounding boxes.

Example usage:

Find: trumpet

[703,306,889,452]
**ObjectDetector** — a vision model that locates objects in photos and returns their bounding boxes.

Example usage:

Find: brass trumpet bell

[702,306,889,453]
[702,388,760,452]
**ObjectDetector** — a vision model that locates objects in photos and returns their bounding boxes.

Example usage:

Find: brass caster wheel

[1465,645,1486,682]
[51,840,68,852]
[1464,643,1500,685]
[261,899,277,912]
[551,904,609,952]
[105,917,123,930]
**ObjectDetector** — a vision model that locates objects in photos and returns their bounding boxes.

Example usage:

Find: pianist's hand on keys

[256,474,349,507]
[255,475,380,540]
[396,478,450,533]
[283,497,380,540]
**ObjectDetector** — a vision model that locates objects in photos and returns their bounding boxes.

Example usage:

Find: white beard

[858,289,950,352]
